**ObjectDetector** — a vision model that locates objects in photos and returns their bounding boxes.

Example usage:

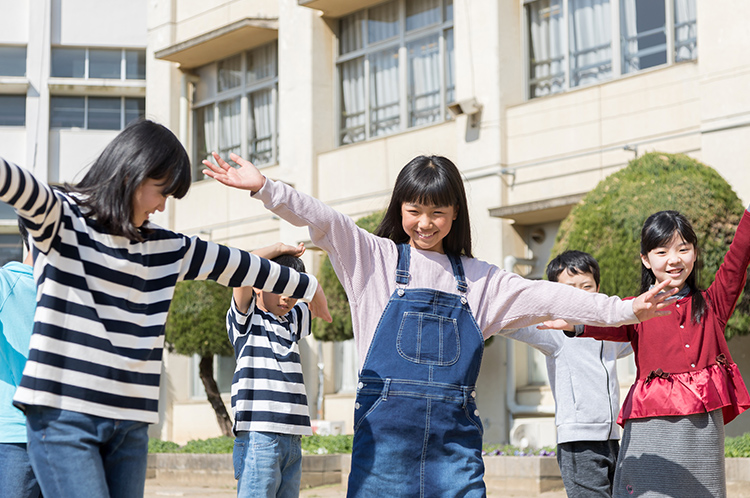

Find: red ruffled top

[584,209,750,426]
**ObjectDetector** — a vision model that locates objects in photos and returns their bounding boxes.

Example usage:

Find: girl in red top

[564,209,750,497]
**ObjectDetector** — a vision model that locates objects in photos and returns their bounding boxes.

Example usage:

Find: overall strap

[395,243,411,285]
[447,252,468,294]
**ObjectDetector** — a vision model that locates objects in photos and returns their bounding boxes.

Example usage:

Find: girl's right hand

[202,152,266,192]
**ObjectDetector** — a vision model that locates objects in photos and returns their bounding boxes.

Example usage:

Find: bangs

[642,211,697,253]
[148,156,191,199]
[401,169,460,207]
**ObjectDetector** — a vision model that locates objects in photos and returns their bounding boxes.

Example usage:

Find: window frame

[335,0,455,146]
[191,43,279,181]
[524,0,696,100]
[50,47,146,81]
[49,95,146,130]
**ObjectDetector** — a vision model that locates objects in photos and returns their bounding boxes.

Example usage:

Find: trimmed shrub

[551,152,749,339]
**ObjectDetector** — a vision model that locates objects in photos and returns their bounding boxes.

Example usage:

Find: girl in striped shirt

[0,120,330,498]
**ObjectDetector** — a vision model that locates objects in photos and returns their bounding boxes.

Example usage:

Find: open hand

[632,279,677,322]
[309,283,332,323]
[202,152,266,192]
[278,242,305,258]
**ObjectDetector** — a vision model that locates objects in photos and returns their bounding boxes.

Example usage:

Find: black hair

[272,254,305,274]
[640,210,706,323]
[374,155,473,257]
[546,250,600,287]
[64,119,191,242]
[17,217,29,251]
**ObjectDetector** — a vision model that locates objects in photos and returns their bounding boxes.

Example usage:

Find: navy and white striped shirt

[228,296,312,435]
[0,158,318,424]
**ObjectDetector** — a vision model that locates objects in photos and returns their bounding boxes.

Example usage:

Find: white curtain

[218,97,241,158]
[674,0,697,61]
[620,0,639,73]
[218,54,242,92]
[528,0,564,97]
[406,0,441,32]
[408,34,440,127]
[368,0,399,44]
[340,58,366,144]
[369,47,400,137]
[193,105,215,180]
[249,88,274,165]
[247,44,277,84]
[569,0,612,87]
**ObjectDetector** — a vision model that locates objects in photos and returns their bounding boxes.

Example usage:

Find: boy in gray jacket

[507,250,632,498]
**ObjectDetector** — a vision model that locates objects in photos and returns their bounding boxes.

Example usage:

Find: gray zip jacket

[506,326,632,444]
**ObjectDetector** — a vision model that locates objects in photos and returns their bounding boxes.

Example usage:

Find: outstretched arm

[538,279,676,330]
[233,242,306,312]
[202,152,265,192]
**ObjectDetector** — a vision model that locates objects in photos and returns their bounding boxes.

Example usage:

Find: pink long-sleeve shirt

[256,178,640,369]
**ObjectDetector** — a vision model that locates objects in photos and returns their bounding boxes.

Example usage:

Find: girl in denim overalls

[204,152,677,497]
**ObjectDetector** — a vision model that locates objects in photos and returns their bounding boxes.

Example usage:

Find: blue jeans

[0,442,42,498]
[25,405,149,498]
[233,431,302,498]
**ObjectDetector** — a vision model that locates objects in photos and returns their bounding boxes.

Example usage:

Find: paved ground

[144,480,750,497]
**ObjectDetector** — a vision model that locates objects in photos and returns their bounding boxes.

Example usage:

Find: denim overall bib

[347,244,486,497]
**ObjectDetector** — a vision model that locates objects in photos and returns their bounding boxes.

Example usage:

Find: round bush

[551,152,749,339]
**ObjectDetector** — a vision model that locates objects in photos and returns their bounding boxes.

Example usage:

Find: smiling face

[132,178,169,228]
[401,202,458,253]
[641,231,697,291]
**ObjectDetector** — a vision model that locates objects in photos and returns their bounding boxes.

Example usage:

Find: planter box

[147,453,750,495]
[147,453,342,489]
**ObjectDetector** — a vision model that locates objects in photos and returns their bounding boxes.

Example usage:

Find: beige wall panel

[702,127,750,206]
[700,68,750,125]
[0,0,28,43]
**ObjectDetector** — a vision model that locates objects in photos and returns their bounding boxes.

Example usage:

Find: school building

[2,0,750,448]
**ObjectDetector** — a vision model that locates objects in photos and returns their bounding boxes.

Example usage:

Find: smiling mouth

[415,231,436,240]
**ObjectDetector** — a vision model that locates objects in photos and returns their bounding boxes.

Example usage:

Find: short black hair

[272,254,305,273]
[546,250,600,287]
[17,217,29,251]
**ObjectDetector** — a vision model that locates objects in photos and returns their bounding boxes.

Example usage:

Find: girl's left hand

[309,283,332,323]
[632,279,678,322]
[202,152,266,192]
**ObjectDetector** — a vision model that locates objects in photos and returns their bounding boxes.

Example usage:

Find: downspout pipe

[503,256,556,440]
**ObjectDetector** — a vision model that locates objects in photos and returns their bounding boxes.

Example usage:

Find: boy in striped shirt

[228,241,317,498]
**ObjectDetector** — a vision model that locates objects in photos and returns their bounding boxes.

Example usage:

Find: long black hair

[640,210,706,323]
[64,119,191,242]
[374,155,472,257]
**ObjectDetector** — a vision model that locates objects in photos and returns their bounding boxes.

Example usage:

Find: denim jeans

[0,442,42,498]
[233,431,302,498]
[25,405,149,498]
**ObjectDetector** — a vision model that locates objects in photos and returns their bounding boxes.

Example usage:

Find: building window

[337,0,455,145]
[0,46,26,77]
[0,233,24,267]
[50,96,145,129]
[0,95,26,126]
[192,43,278,181]
[526,0,697,99]
[51,47,146,80]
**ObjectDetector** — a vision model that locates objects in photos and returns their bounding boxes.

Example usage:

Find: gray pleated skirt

[614,409,725,498]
